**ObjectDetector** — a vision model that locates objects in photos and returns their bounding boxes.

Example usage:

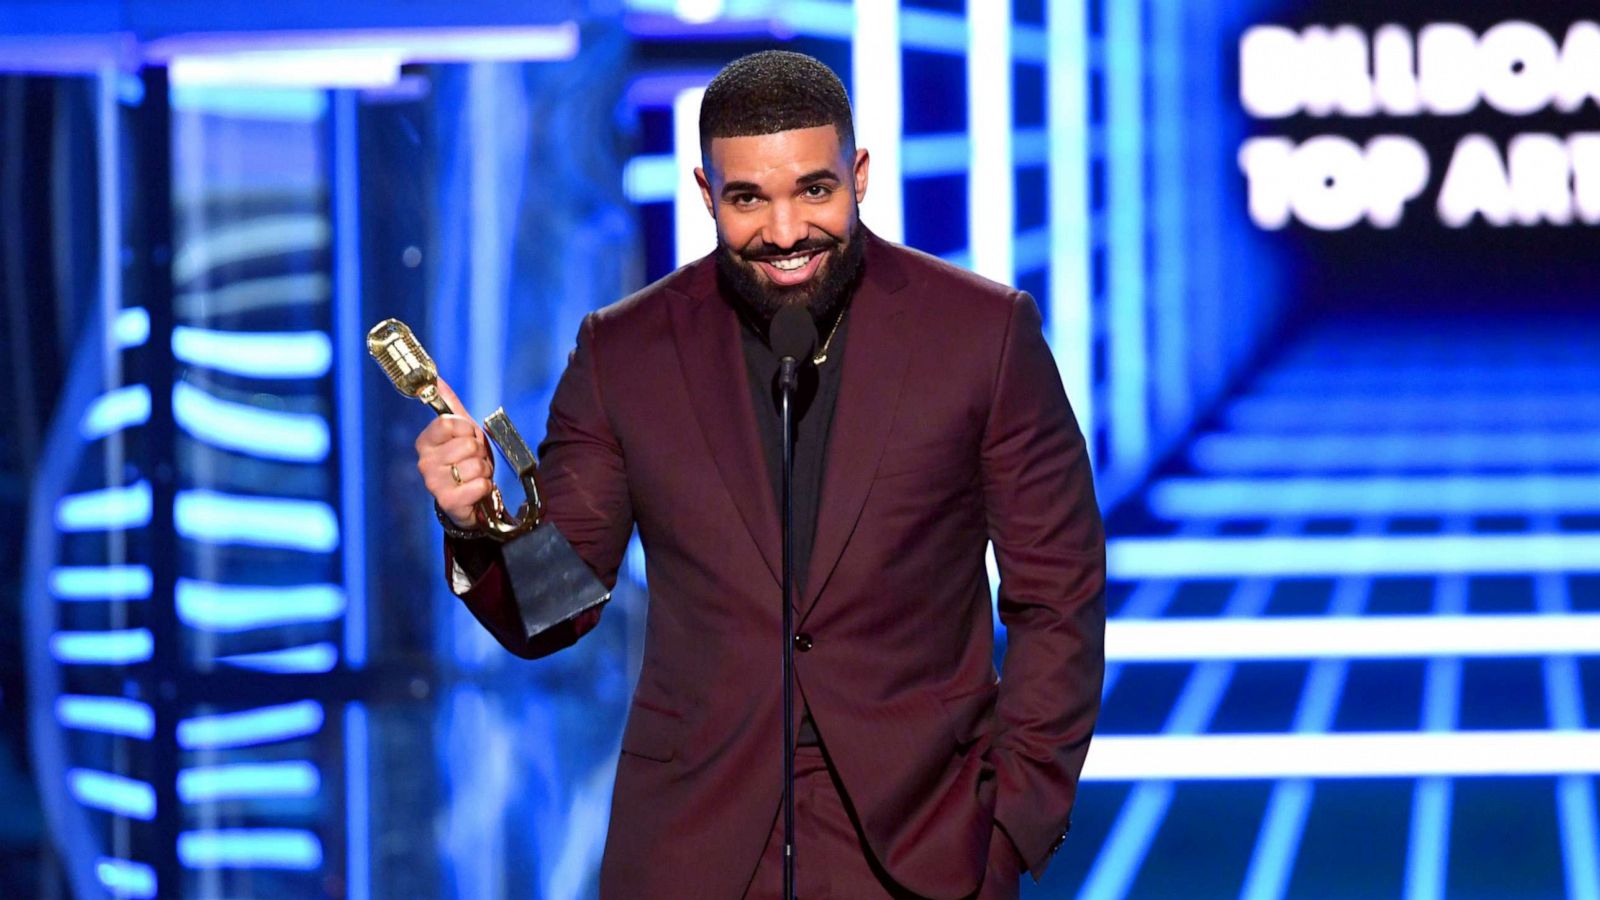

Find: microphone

[770,305,818,392]
[768,302,815,900]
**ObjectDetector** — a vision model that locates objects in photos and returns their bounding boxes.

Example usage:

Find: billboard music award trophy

[367,318,610,640]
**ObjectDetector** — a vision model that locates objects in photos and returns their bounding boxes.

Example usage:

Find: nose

[761,199,808,251]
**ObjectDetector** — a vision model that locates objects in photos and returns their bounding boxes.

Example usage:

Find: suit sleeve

[980,292,1106,880]
[442,311,635,659]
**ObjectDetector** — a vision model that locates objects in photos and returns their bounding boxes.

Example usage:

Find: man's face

[696,125,870,321]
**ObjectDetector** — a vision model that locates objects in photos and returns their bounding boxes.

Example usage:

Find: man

[416,51,1104,899]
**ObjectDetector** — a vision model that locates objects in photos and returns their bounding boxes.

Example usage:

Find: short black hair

[699,50,855,163]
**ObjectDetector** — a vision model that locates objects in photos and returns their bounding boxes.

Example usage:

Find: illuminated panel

[172,382,330,462]
[1108,533,1600,579]
[50,629,155,665]
[1190,430,1600,473]
[170,215,329,284]
[1048,0,1093,461]
[177,701,325,750]
[901,134,968,178]
[852,0,903,241]
[95,858,156,899]
[172,326,333,379]
[173,490,339,553]
[622,154,676,204]
[1148,473,1600,518]
[217,643,340,674]
[50,565,152,601]
[80,385,151,439]
[55,481,153,531]
[1081,731,1600,781]
[1107,613,1600,662]
[114,307,150,348]
[968,0,1013,284]
[177,830,323,870]
[177,762,321,803]
[55,696,156,739]
[176,579,346,632]
[672,86,712,267]
[1226,391,1600,430]
[67,769,156,820]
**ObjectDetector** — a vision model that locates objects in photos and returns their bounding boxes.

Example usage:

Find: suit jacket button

[793,633,814,652]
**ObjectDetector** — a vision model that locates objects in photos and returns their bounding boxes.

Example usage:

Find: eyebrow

[719,168,844,199]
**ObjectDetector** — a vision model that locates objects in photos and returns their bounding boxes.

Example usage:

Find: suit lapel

[799,234,912,621]
[667,265,783,587]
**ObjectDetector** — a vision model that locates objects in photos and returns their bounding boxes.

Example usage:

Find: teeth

[770,254,811,271]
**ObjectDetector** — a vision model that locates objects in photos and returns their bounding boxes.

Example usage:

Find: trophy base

[500,522,612,641]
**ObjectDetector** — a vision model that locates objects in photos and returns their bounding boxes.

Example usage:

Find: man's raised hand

[414,377,496,530]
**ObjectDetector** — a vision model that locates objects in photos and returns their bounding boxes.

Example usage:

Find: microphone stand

[778,354,800,900]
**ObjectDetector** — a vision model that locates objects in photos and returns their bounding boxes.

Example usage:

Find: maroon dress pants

[742,745,1022,900]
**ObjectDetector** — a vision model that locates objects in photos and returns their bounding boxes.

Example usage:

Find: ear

[851,148,870,204]
[694,166,716,218]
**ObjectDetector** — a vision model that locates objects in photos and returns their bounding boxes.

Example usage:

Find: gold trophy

[366,317,611,641]
[366,318,543,540]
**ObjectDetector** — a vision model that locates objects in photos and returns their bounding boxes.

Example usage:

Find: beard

[714,219,866,325]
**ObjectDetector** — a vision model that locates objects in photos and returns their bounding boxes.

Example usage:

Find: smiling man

[416,50,1105,899]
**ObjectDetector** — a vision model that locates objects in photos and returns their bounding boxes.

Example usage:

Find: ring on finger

[450,463,462,485]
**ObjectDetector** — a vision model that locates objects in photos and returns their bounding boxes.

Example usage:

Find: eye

[803,184,834,199]
[730,193,762,209]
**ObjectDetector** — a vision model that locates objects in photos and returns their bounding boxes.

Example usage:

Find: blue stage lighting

[80,385,151,440]
[172,326,333,379]
[176,579,346,632]
[1108,534,1600,579]
[177,829,323,870]
[178,762,321,803]
[1148,473,1600,518]
[50,629,154,665]
[177,701,325,750]
[217,643,339,674]
[67,769,156,820]
[50,565,153,601]
[174,490,339,553]
[55,696,156,739]
[95,858,156,899]
[172,381,330,462]
[55,481,153,531]
[114,307,150,349]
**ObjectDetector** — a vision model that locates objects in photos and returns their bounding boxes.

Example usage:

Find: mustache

[739,235,840,262]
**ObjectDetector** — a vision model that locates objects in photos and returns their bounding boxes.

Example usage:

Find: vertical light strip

[332,89,367,669]
[1082,576,1273,897]
[673,87,714,267]
[467,63,506,425]
[1103,0,1148,479]
[852,0,903,242]
[1046,0,1092,458]
[1147,0,1189,442]
[1536,571,1600,900]
[1404,574,1465,900]
[1239,573,1372,899]
[96,68,131,648]
[345,703,371,900]
[1077,781,1175,900]
[1100,579,1180,699]
[967,0,1012,283]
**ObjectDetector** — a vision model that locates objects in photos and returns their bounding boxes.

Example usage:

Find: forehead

[704,125,846,186]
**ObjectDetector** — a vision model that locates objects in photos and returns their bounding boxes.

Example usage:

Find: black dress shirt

[735,302,851,747]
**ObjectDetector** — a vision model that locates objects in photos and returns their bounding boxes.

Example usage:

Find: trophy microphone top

[367,318,449,414]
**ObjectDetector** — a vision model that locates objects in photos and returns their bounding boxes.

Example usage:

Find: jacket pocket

[620,698,682,763]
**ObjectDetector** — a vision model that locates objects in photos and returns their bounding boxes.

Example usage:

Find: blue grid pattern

[1026,315,1600,899]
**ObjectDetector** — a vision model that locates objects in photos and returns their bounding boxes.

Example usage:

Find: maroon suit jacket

[447,231,1105,899]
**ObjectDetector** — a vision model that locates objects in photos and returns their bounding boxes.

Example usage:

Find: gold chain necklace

[811,307,848,365]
